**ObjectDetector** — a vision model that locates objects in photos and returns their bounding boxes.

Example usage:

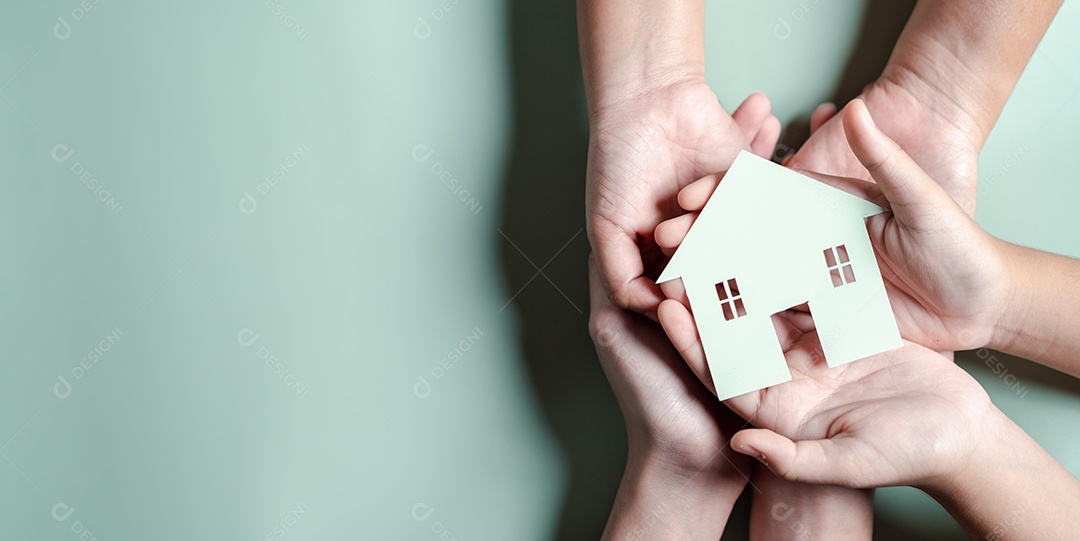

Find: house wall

[685,278,792,400]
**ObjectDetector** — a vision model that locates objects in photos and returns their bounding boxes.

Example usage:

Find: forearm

[749,468,873,541]
[990,240,1080,377]
[603,451,745,540]
[576,0,705,114]
[922,407,1080,540]
[882,0,1062,145]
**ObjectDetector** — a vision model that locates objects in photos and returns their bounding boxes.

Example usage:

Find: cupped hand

[588,256,751,479]
[587,78,780,315]
[656,100,1010,352]
[657,292,994,489]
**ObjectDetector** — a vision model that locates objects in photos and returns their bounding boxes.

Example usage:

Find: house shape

[658,151,902,400]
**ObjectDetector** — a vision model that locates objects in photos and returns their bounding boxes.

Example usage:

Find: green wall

[1,1,1076,539]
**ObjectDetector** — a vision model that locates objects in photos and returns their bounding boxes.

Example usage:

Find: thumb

[842,99,953,221]
[731,428,863,486]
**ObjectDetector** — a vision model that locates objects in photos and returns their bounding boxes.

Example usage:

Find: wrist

[874,59,987,151]
[578,0,706,117]
[751,467,873,541]
[986,240,1037,356]
[627,442,748,497]
[918,405,1013,502]
[604,449,745,540]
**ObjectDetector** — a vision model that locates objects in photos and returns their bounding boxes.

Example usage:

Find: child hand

[655,99,1011,352]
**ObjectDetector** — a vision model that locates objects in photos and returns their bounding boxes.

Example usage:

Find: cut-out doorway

[770,302,826,371]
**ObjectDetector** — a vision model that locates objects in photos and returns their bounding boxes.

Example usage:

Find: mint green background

[1,1,1077,539]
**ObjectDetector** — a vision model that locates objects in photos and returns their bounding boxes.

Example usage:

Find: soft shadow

[779,0,917,155]
[496,0,988,539]
[497,1,624,539]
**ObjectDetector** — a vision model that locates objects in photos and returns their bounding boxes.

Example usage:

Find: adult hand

[787,74,980,214]
[587,81,779,315]
[588,256,751,538]
[786,0,1063,216]
[656,100,1011,352]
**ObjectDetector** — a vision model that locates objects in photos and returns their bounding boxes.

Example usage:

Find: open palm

[658,296,993,488]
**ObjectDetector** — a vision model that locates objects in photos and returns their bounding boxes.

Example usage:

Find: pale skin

[656,100,1080,540]
[580,0,1062,537]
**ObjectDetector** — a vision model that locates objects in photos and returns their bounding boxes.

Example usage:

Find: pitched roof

[658,151,886,282]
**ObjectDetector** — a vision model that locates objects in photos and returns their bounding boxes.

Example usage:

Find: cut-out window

[715,278,746,320]
[824,245,856,287]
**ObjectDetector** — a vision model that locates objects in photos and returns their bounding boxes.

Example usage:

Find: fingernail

[857,100,875,127]
[742,445,768,465]
[645,311,659,323]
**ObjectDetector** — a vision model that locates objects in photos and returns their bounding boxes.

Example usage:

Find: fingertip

[809,102,838,134]
[751,115,782,159]
[654,214,695,254]
[841,99,881,159]
[677,175,721,212]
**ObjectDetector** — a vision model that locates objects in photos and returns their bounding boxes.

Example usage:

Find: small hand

[657,290,994,489]
[655,100,1010,352]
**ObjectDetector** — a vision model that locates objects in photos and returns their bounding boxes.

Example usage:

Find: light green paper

[658,151,903,400]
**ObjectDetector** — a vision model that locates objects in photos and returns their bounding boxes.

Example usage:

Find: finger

[750,115,781,159]
[654,213,696,256]
[732,92,772,142]
[592,220,666,316]
[790,168,884,206]
[659,279,690,308]
[732,429,861,486]
[842,99,954,219]
[809,102,838,134]
[657,299,715,394]
[677,174,722,212]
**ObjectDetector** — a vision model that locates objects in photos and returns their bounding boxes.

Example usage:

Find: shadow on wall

[495,0,1038,539]
[496,1,623,539]
[779,0,917,153]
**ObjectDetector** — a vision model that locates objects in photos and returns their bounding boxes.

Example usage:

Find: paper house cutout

[658,151,902,400]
